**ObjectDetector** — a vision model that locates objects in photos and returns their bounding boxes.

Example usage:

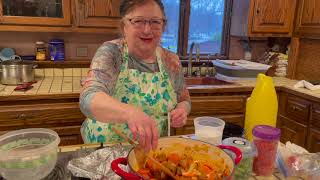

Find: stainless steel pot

[0,56,37,85]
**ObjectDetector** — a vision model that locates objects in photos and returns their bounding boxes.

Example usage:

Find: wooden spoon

[112,127,177,180]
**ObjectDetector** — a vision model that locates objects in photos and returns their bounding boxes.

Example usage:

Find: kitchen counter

[1,68,320,103]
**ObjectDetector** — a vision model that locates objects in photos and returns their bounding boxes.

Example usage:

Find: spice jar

[35,41,46,61]
[223,137,256,180]
[252,125,281,176]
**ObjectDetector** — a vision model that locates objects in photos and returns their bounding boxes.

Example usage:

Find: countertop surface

[1,68,320,102]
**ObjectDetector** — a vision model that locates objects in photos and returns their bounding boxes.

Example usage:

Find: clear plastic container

[252,125,281,176]
[194,116,225,145]
[0,128,60,180]
[223,137,256,180]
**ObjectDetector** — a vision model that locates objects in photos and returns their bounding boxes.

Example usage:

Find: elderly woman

[80,0,190,152]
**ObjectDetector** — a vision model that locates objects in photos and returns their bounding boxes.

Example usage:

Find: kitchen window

[162,0,232,58]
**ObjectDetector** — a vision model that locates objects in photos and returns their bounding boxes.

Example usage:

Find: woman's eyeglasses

[126,17,166,30]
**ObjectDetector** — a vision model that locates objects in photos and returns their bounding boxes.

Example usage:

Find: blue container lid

[49,39,64,44]
[252,125,281,140]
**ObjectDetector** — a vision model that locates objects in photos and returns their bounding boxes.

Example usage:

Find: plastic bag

[276,142,320,179]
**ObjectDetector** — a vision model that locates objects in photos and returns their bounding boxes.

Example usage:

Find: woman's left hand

[170,106,188,128]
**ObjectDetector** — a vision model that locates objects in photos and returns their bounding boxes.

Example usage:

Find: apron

[81,45,178,143]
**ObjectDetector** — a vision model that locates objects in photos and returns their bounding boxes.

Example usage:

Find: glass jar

[35,41,46,61]
[252,125,281,176]
[49,39,65,61]
[223,137,256,180]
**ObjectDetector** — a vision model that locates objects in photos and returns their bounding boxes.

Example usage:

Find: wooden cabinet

[74,0,121,28]
[231,0,297,37]
[307,128,320,153]
[0,0,71,26]
[174,95,247,135]
[277,115,307,147]
[295,0,320,37]
[249,0,296,34]
[0,95,85,146]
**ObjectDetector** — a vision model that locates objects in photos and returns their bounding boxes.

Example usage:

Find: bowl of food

[0,128,60,180]
[111,137,242,180]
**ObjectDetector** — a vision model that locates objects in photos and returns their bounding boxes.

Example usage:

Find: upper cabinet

[231,0,297,37]
[74,0,121,28]
[0,0,71,26]
[295,0,320,37]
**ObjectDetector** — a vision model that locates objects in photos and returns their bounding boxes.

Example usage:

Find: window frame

[175,0,232,60]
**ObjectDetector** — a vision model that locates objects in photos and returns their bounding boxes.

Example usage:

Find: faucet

[187,42,201,77]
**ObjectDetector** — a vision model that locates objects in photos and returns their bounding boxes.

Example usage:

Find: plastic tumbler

[252,125,281,176]
[194,116,225,145]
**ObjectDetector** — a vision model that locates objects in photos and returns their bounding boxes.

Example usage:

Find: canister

[222,137,256,180]
[252,125,281,176]
[49,39,65,61]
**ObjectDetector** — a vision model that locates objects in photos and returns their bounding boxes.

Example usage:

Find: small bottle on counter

[35,41,46,61]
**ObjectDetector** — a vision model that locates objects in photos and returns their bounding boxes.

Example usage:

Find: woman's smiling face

[123,1,165,59]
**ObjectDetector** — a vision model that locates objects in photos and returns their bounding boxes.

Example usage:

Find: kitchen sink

[184,76,234,86]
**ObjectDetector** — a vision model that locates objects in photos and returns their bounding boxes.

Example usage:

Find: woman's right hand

[127,107,159,152]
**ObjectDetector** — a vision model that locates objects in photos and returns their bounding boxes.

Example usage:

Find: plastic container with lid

[194,116,225,145]
[252,125,281,176]
[223,137,256,180]
[49,39,65,61]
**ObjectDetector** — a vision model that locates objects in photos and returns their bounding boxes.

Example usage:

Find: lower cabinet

[277,115,308,147]
[307,128,320,153]
[0,97,86,146]
[173,95,247,136]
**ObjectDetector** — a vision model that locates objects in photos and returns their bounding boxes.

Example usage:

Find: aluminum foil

[67,144,132,180]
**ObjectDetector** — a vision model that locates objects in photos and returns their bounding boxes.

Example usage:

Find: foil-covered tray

[67,144,132,180]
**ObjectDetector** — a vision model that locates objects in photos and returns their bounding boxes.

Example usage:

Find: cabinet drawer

[0,103,85,130]
[311,104,320,128]
[190,95,246,115]
[277,115,307,147]
[307,128,320,153]
[285,95,310,124]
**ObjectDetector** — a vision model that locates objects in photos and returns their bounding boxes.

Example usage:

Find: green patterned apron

[81,45,178,143]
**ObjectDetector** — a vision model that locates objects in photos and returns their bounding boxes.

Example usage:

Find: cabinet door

[51,126,83,146]
[277,115,307,147]
[307,128,320,153]
[249,0,297,34]
[296,0,320,37]
[0,0,71,26]
[75,0,121,28]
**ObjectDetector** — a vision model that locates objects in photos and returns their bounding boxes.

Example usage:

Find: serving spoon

[112,127,177,180]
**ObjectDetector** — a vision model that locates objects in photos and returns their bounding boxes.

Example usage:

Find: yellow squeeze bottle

[244,74,278,141]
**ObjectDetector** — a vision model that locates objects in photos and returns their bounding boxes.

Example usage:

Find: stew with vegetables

[137,143,231,180]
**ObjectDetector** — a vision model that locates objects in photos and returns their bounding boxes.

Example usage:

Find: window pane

[188,0,225,54]
[161,0,180,53]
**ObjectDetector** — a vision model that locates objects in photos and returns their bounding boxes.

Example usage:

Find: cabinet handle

[256,9,260,14]
[291,105,303,112]
[17,114,27,120]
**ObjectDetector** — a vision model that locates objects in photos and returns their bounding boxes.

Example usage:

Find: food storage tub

[252,125,281,176]
[212,60,271,78]
[223,137,256,180]
[194,116,225,145]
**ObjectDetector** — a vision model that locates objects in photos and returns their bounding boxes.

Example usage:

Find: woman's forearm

[87,92,135,123]
[177,100,191,115]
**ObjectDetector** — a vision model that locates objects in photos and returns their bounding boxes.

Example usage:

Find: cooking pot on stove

[0,55,37,85]
[111,137,242,180]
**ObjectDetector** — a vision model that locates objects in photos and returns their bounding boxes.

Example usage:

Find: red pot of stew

[111,137,242,180]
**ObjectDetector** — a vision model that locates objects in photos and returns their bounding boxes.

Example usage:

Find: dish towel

[293,80,320,91]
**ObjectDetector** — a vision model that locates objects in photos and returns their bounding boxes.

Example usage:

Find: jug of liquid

[244,74,278,141]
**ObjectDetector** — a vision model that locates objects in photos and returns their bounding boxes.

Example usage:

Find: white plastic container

[0,128,60,180]
[194,116,225,145]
